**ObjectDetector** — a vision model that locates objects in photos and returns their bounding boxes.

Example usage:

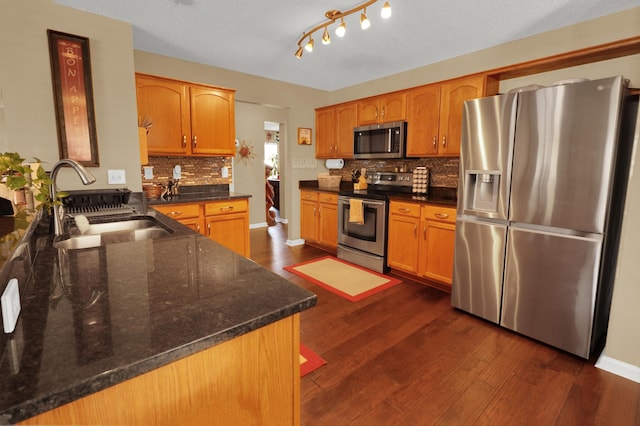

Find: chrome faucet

[50,159,96,236]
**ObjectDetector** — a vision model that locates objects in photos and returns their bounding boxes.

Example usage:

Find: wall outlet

[2,278,20,333]
[108,169,126,184]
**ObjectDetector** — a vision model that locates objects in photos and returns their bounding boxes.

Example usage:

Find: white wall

[0,0,141,191]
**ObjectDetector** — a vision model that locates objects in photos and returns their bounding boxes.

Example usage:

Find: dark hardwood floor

[250,223,640,426]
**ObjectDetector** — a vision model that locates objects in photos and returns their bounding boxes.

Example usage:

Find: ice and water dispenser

[463,171,500,213]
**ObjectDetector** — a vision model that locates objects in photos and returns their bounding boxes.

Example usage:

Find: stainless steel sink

[54,216,173,250]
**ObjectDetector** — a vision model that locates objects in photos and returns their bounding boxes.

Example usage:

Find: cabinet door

[206,213,249,256]
[300,199,318,242]
[421,220,456,285]
[136,75,189,155]
[438,76,487,156]
[387,213,420,273]
[190,86,235,156]
[406,85,441,157]
[318,193,338,248]
[357,98,380,125]
[380,92,406,122]
[315,107,335,158]
[334,102,357,158]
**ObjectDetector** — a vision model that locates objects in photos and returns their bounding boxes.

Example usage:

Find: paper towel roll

[325,159,344,169]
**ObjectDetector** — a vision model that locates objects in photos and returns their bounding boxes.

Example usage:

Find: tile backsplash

[143,156,233,186]
[330,157,459,188]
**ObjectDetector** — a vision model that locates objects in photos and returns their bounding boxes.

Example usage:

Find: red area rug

[284,256,402,302]
[300,343,326,376]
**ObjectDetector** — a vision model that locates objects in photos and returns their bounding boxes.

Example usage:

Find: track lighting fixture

[360,9,371,30]
[305,36,314,52]
[294,0,391,58]
[335,19,346,37]
[322,27,331,45]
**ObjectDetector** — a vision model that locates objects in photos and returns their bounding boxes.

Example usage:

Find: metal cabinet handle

[207,223,211,235]
[313,207,317,217]
[381,106,385,118]
[196,224,200,232]
[375,107,379,119]
[433,137,437,148]
[442,136,446,147]
[167,211,182,217]
[423,226,427,240]
[399,207,412,213]
[182,135,187,148]
[435,213,449,219]
[220,206,234,212]
[413,224,417,238]
[192,135,197,149]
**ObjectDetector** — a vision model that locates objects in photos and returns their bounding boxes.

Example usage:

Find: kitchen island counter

[0,205,316,424]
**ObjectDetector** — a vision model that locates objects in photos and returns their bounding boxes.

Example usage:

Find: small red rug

[285,256,402,302]
[300,343,326,376]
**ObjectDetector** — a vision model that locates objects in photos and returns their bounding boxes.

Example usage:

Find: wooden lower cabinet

[153,198,250,257]
[20,315,301,426]
[153,202,204,234]
[205,199,250,257]
[300,190,338,249]
[387,201,456,289]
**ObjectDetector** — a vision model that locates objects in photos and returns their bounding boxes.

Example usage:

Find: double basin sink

[53,215,174,250]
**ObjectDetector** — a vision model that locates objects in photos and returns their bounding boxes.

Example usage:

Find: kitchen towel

[349,199,364,224]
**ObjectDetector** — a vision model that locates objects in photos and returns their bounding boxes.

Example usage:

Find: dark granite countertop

[298,180,458,208]
[0,199,316,424]
[145,184,251,205]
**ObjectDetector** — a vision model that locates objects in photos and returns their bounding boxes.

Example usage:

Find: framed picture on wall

[47,29,100,166]
[297,127,312,145]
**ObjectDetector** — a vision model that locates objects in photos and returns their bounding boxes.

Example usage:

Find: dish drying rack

[61,189,137,218]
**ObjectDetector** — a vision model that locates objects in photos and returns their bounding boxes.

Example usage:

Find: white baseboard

[595,349,640,383]
[250,222,268,229]
[286,238,305,246]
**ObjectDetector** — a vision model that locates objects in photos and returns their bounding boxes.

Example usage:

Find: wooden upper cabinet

[334,102,357,158]
[438,76,493,156]
[315,102,356,159]
[406,84,441,156]
[357,92,406,125]
[190,86,235,156]
[136,75,190,155]
[315,106,335,158]
[135,74,236,157]
[406,75,498,157]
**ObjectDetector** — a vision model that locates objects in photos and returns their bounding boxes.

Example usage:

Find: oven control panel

[366,172,413,187]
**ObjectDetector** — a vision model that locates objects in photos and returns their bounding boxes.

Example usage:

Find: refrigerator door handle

[509,222,602,242]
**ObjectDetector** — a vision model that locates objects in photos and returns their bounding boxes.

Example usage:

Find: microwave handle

[387,129,392,153]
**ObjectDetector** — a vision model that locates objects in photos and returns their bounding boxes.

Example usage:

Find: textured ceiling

[54,0,639,91]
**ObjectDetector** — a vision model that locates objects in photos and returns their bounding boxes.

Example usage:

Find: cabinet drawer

[389,201,420,218]
[301,190,319,202]
[205,199,248,216]
[154,203,201,219]
[318,192,338,204]
[422,205,456,223]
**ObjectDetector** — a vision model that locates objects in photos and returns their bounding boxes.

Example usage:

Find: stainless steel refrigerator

[451,76,638,358]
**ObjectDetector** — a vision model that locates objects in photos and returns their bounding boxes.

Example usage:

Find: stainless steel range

[337,171,413,273]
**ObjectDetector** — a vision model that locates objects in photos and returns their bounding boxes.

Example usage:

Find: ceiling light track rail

[295,0,391,58]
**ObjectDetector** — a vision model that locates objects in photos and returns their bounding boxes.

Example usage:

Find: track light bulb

[360,10,371,30]
[322,27,331,45]
[336,19,346,37]
[381,2,391,19]
[305,37,314,52]
[295,46,303,58]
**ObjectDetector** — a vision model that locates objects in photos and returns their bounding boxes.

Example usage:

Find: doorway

[264,121,280,224]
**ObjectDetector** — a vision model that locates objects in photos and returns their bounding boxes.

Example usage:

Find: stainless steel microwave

[353,121,407,159]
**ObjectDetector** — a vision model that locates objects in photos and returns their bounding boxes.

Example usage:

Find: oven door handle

[362,200,385,208]
[387,129,393,153]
